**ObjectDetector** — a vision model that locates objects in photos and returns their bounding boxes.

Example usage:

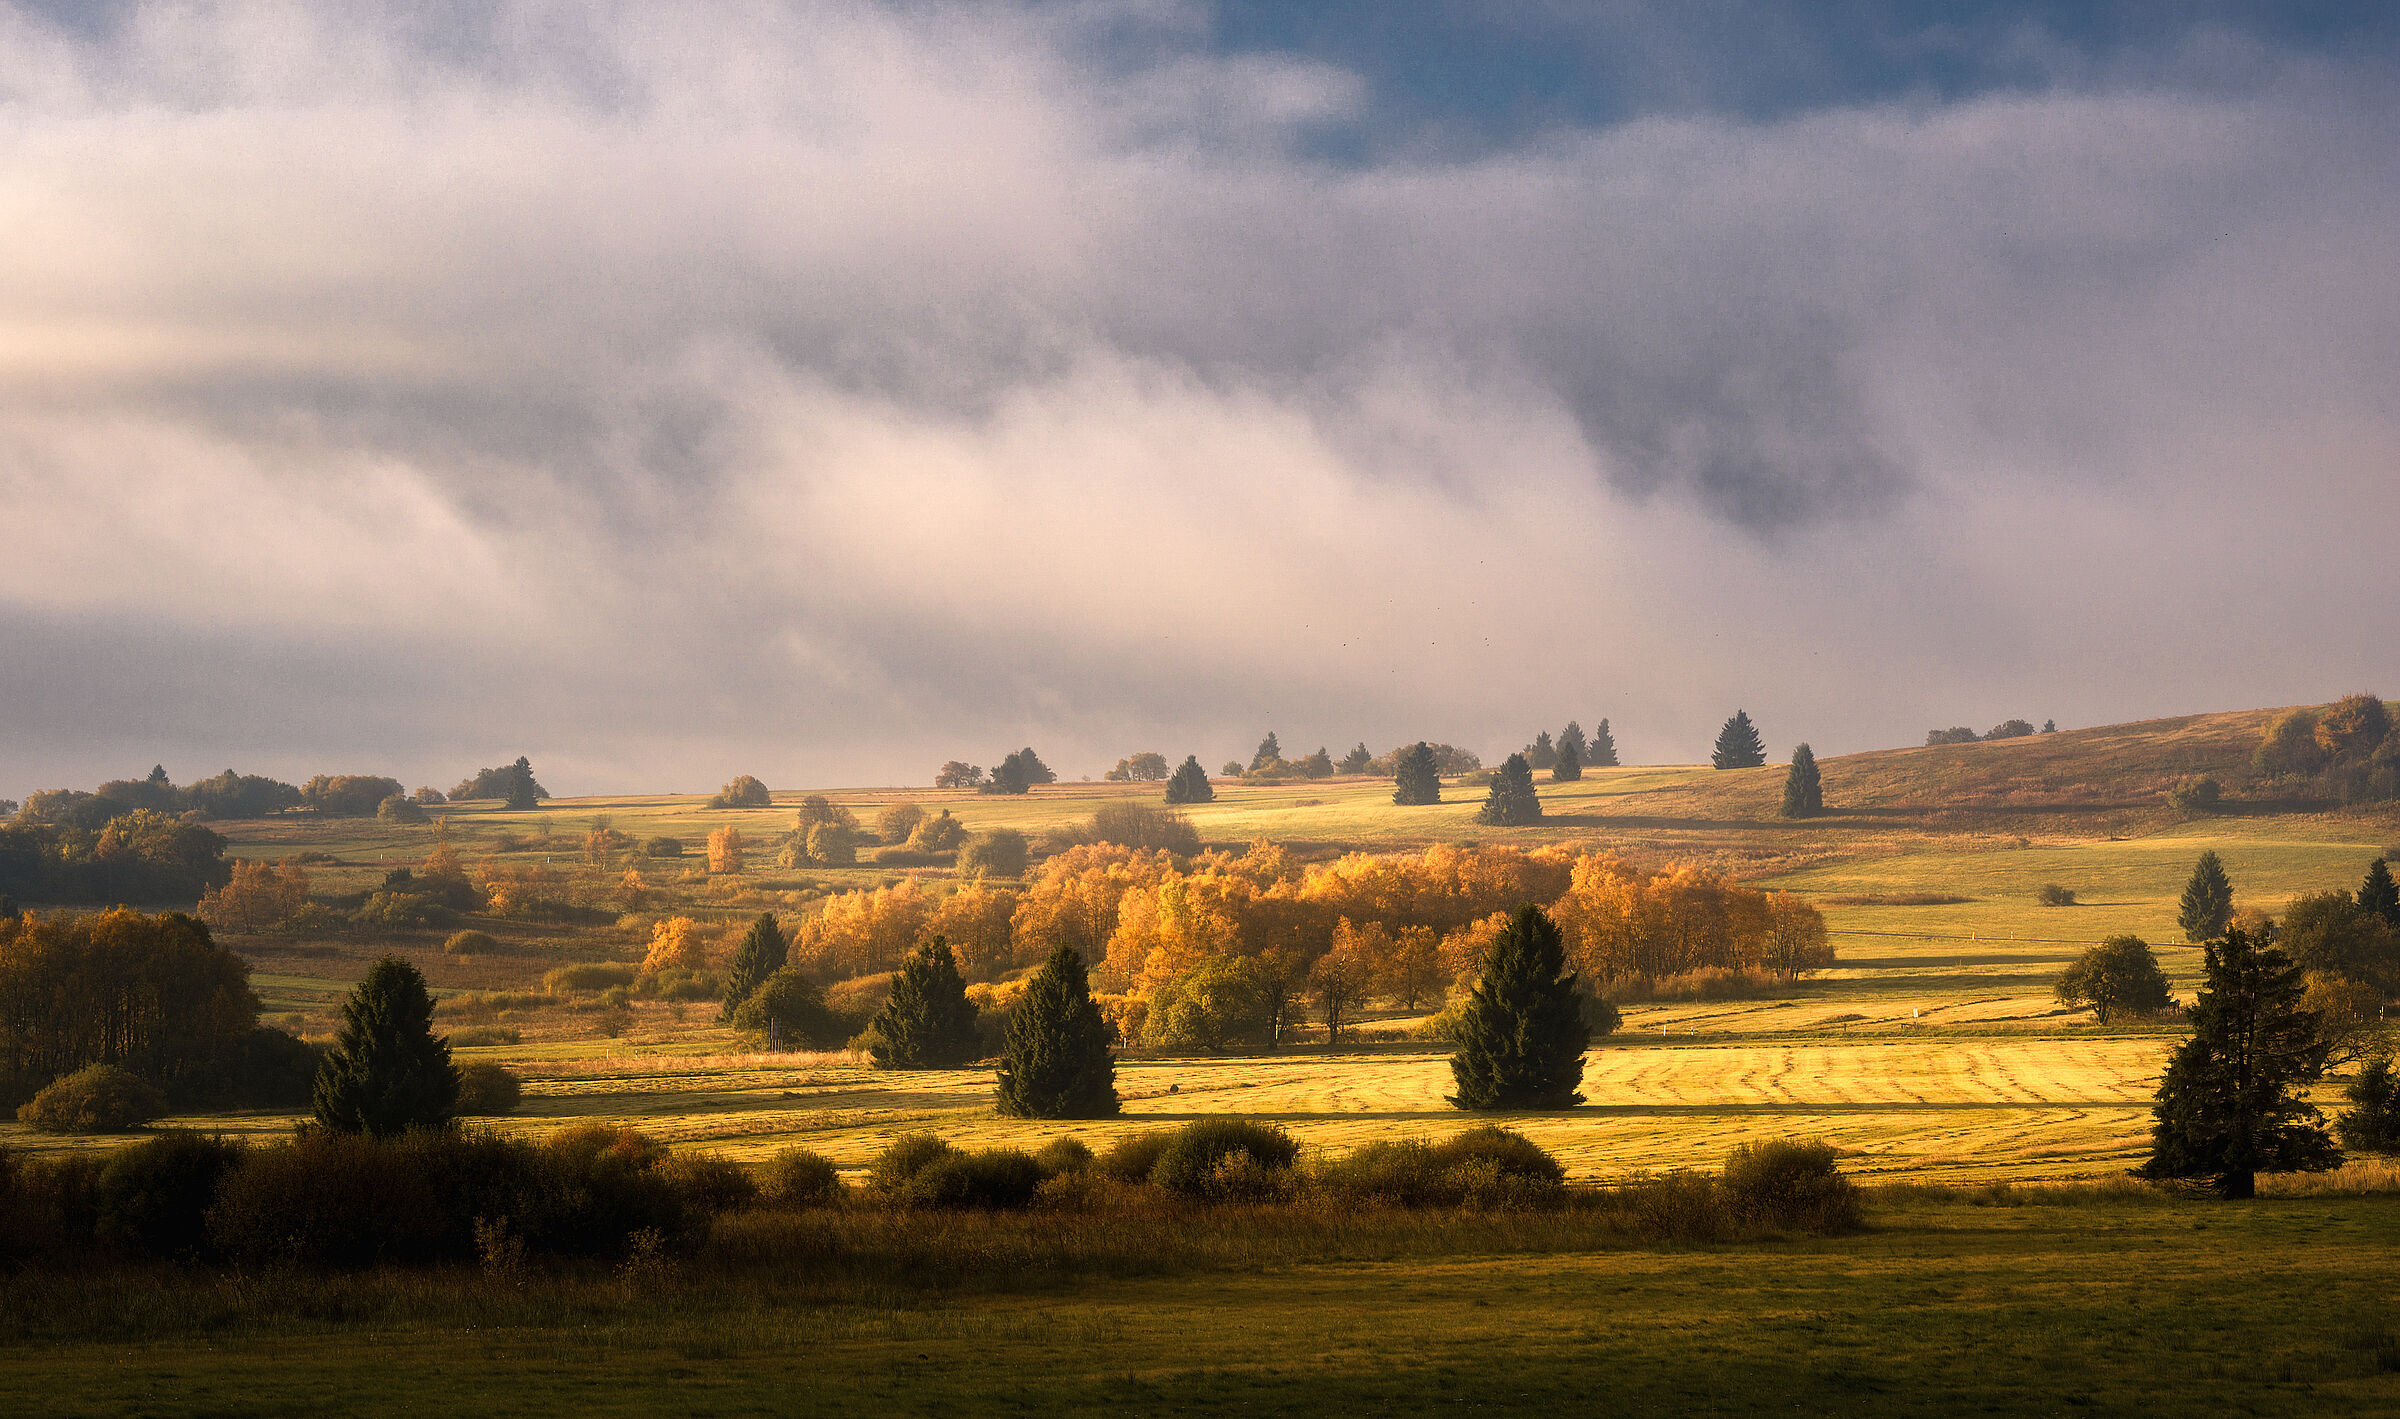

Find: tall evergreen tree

[1337,742,1373,774]
[1251,732,1283,771]
[1711,711,1766,769]
[1476,753,1543,826]
[1558,721,1588,765]
[501,756,542,811]
[2337,1052,2400,1155]
[1552,736,1583,782]
[1391,742,1442,806]
[871,936,983,1068]
[1164,755,1215,804]
[1448,904,1589,1109]
[995,943,1120,1118]
[2179,851,2235,943]
[2360,858,2400,931]
[2138,926,2338,1198]
[1780,742,1824,818]
[1524,731,1557,771]
[313,955,458,1138]
[718,912,788,1023]
[1588,718,1619,767]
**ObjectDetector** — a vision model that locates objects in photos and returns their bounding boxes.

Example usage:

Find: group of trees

[1924,719,2053,747]
[1520,720,1617,774]
[2254,694,2400,803]
[450,758,547,810]
[8,756,551,851]
[0,811,233,906]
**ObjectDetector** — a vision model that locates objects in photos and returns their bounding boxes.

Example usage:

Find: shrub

[731,967,851,1048]
[534,1124,698,1255]
[660,1152,759,1214]
[1097,1131,1173,1184]
[207,1129,448,1267]
[455,1062,523,1116]
[448,1025,521,1048]
[1719,1138,1861,1233]
[2037,883,2076,906]
[958,829,1030,877]
[868,1132,959,1193]
[376,794,429,825]
[710,775,773,810]
[644,836,685,858]
[17,1065,169,1134]
[1313,1138,1459,1208]
[899,1148,1045,1209]
[95,1131,247,1260]
[1033,1136,1094,1178]
[907,810,967,853]
[546,962,639,993]
[443,929,499,956]
[1610,1170,1730,1241]
[876,803,926,845]
[1429,1125,1566,1188]
[1149,1118,1298,1198]
[2168,775,2224,814]
[759,1147,844,1208]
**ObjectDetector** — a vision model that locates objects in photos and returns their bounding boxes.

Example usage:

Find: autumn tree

[934,761,985,789]
[2055,935,2173,1022]
[2316,694,2392,763]
[1165,755,1215,805]
[312,955,457,1138]
[2253,709,2327,778]
[196,858,311,934]
[1780,742,1824,818]
[1448,904,1589,1110]
[2138,926,2338,1198]
[869,937,983,1068]
[642,916,708,976]
[1761,893,1834,980]
[995,943,1120,1118]
[1296,747,1335,778]
[1392,742,1442,806]
[984,748,1054,795]
[707,826,745,874]
[2178,851,2235,943]
[1311,941,1374,1046]
[1143,956,1272,1052]
[1476,753,1542,826]
[719,913,788,1022]
[1588,718,1619,767]
[1384,924,1445,1010]
[1711,711,1766,769]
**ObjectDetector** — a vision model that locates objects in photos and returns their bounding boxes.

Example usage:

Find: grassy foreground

[4,1192,2400,1415]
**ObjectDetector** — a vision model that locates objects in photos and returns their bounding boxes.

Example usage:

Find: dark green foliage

[179,770,303,820]
[1295,747,1334,778]
[870,937,983,1068]
[299,775,407,818]
[95,1130,245,1260]
[868,1132,958,1192]
[1430,1125,1567,1187]
[2338,1053,2400,1154]
[454,1061,522,1115]
[1448,904,1590,1110]
[644,836,684,857]
[1098,1131,1173,1183]
[1523,731,1557,771]
[1551,736,1582,782]
[2055,935,2173,1023]
[1720,1139,1861,1232]
[2037,883,2076,906]
[2280,890,2400,994]
[231,1026,322,1108]
[981,748,1054,795]
[17,1064,169,1133]
[709,774,772,809]
[718,913,788,1022]
[730,967,850,1048]
[1251,732,1282,771]
[2361,858,2400,930]
[1143,955,1271,1052]
[1316,1128,1569,1209]
[1987,719,2036,740]
[759,1147,843,1208]
[1337,742,1373,774]
[1779,742,1825,817]
[1475,753,1542,826]
[959,829,1029,876]
[453,759,548,807]
[1558,722,1588,764]
[995,944,1119,1119]
[1588,718,1618,767]
[2179,851,2235,943]
[2043,719,2056,732]
[2139,927,2339,1198]
[1150,1118,1298,1197]
[1033,1136,1093,1177]
[1711,710,1766,769]
[0,810,234,905]
[1391,742,1442,806]
[1925,726,1980,746]
[899,1148,1044,1209]
[312,955,458,1139]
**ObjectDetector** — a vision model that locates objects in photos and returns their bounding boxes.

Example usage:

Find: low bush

[447,1025,521,1047]
[640,967,723,1003]
[2038,883,2077,906]
[1429,1126,1566,1190]
[1719,1138,1861,1233]
[96,1131,247,1260]
[1098,1131,1174,1184]
[443,929,499,956]
[899,1148,1045,1209]
[2168,775,2224,813]
[1313,1139,1458,1207]
[644,837,685,858]
[868,1133,959,1193]
[1315,1128,1568,1209]
[455,1062,522,1116]
[759,1148,843,1209]
[660,1152,759,1214]
[17,1065,169,1134]
[545,962,638,993]
[1606,1170,1730,1242]
[1034,1136,1094,1178]
[1150,1119,1298,1199]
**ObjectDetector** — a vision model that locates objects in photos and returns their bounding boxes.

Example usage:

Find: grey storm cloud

[0,0,2395,795]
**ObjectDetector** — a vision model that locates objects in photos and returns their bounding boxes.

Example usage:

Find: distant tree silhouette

[500,757,542,811]
[1251,732,1283,771]
[1711,712,1766,769]
[1552,737,1583,782]
[1165,756,1215,804]
[2055,935,2172,1023]
[1588,719,1619,767]
[1476,754,1542,826]
[1391,743,1442,806]
[1558,722,1588,766]
[2359,858,2399,931]
[1523,731,1557,771]
[1337,743,1373,774]
[719,913,787,1022]
[1780,743,1824,818]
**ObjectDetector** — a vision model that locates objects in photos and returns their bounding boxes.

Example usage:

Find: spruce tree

[1476,753,1543,826]
[1711,711,1766,769]
[1164,755,1216,804]
[313,955,458,1138]
[1780,742,1824,818]
[501,756,542,811]
[1552,736,1583,782]
[1558,721,1588,765]
[719,912,787,1022]
[1448,904,1589,1109]
[2178,851,2235,943]
[1525,731,1557,771]
[1391,742,1442,806]
[1251,732,1282,771]
[995,943,1120,1118]
[2138,926,2337,1197]
[2337,1052,2400,1154]
[2360,858,2400,931]
[871,936,983,1068]
[1588,718,1619,767]
[1337,742,1372,774]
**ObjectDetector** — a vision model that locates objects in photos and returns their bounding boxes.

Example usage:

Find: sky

[1,0,2396,797]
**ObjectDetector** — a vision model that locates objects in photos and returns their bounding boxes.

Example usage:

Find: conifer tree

[1552,736,1583,782]
[2138,926,2338,1197]
[2360,858,2400,931]
[2337,1052,2400,1154]
[1780,742,1824,818]
[995,943,1120,1118]
[2178,851,2235,943]
[1337,742,1373,774]
[1588,718,1619,767]
[1164,755,1215,804]
[501,756,542,811]
[1448,904,1589,1109]
[313,955,458,1138]
[1525,731,1557,771]
[718,912,787,1023]
[1558,721,1588,765]
[1711,710,1766,768]
[870,936,983,1068]
[1476,753,1543,826]
[1251,732,1282,771]
[1391,742,1442,806]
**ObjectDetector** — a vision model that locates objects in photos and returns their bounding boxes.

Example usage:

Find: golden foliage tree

[930,877,1021,980]
[707,826,745,875]
[196,858,311,934]
[641,916,708,977]
[795,882,932,980]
